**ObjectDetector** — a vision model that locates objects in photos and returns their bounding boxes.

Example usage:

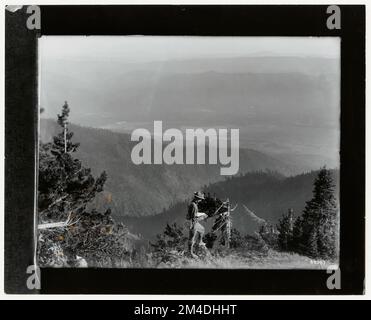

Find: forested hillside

[41,119,298,217]
[125,170,339,239]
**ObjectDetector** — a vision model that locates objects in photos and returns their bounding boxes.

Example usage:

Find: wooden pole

[225,203,231,249]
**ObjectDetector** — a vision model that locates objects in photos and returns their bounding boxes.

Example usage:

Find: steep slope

[40,119,296,218]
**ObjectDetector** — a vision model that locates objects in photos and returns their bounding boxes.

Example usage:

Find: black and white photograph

[37,36,340,269]
[4,4,366,297]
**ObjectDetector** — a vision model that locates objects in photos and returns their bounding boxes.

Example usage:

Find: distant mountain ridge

[124,170,339,239]
[41,119,299,218]
[41,56,340,170]
[41,56,339,128]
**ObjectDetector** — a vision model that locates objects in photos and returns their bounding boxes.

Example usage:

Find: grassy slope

[145,249,335,270]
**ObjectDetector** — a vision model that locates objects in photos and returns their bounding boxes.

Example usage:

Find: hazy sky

[40,36,340,168]
[39,36,340,63]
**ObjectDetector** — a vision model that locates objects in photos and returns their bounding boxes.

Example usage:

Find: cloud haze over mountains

[40,36,340,169]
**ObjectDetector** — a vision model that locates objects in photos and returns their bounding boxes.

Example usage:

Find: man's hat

[193,191,205,200]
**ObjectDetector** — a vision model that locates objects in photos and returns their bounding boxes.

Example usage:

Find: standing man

[187,191,208,258]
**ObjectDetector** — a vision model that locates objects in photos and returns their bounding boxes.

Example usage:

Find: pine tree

[277,209,294,251]
[292,215,305,254]
[294,168,339,259]
[54,101,79,154]
[307,228,319,257]
[38,102,130,267]
[38,101,106,223]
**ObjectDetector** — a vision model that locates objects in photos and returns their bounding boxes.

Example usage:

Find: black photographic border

[5,5,365,294]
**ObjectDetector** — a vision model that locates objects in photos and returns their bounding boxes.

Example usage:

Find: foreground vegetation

[144,249,333,269]
[126,222,336,269]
